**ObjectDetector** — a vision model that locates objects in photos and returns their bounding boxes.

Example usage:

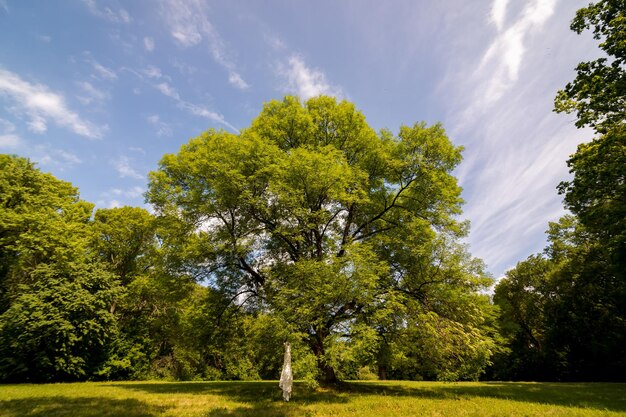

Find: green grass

[1,380,625,417]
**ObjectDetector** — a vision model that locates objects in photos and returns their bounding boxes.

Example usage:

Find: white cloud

[0,118,21,149]
[156,82,180,100]
[153,81,238,133]
[161,0,203,47]
[144,36,155,52]
[0,133,20,148]
[129,146,145,154]
[33,145,83,170]
[143,66,163,79]
[477,0,557,106]
[172,59,197,76]
[113,155,144,180]
[38,35,52,43]
[436,0,597,278]
[0,0,7,13]
[98,184,150,210]
[123,64,239,133]
[489,0,510,31]
[147,114,172,137]
[126,186,145,198]
[181,101,239,133]
[279,55,342,100]
[264,33,286,51]
[91,60,118,81]
[160,0,249,90]
[104,185,145,199]
[76,81,110,105]
[82,0,131,24]
[95,199,123,208]
[228,72,249,90]
[0,68,104,138]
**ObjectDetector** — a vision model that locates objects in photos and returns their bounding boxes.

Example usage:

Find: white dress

[279,342,293,401]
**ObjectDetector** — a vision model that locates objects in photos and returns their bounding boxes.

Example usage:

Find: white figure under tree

[279,342,293,401]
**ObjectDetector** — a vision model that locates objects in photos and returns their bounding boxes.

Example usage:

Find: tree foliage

[0,155,119,381]
[147,96,495,382]
[494,216,626,381]
[554,0,626,133]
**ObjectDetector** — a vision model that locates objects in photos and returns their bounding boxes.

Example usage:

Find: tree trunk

[310,330,339,384]
[377,364,388,380]
[376,339,391,380]
[319,359,338,384]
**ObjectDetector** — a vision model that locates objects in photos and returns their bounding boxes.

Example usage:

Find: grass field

[1,380,625,417]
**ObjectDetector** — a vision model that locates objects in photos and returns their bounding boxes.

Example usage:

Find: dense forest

[0,1,624,384]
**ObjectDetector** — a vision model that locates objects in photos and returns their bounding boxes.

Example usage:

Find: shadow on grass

[339,381,626,412]
[110,381,345,417]
[109,380,626,414]
[0,396,167,417]
[108,381,348,404]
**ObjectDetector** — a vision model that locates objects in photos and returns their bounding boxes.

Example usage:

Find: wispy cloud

[113,155,144,179]
[38,35,52,43]
[489,0,510,31]
[0,118,21,149]
[144,36,155,52]
[160,0,249,90]
[155,82,180,100]
[96,199,123,208]
[154,81,239,132]
[228,72,249,90]
[172,59,197,76]
[143,65,164,79]
[76,81,110,105]
[82,0,131,24]
[437,0,591,278]
[33,145,83,170]
[147,114,172,137]
[121,65,239,133]
[264,33,286,51]
[477,0,557,107]
[278,55,342,100]
[129,146,145,154]
[103,185,145,199]
[0,68,104,138]
[0,134,21,148]
[91,60,118,81]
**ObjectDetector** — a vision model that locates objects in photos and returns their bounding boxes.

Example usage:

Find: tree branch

[351,177,416,241]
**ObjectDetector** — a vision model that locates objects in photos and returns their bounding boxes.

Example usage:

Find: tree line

[492,0,626,381]
[0,0,624,384]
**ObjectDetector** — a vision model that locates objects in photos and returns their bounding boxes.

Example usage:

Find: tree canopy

[554,0,626,133]
[147,95,494,382]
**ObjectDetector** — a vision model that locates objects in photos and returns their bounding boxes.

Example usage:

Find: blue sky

[0,0,599,280]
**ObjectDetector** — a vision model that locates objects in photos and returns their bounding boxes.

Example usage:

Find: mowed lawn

[1,380,625,417]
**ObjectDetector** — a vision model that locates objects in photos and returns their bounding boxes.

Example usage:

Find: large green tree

[557,127,626,270]
[148,96,494,382]
[0,155,119,381]
[555,0,626,264]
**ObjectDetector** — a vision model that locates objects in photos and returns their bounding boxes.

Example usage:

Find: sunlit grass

[1,380,625,416]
